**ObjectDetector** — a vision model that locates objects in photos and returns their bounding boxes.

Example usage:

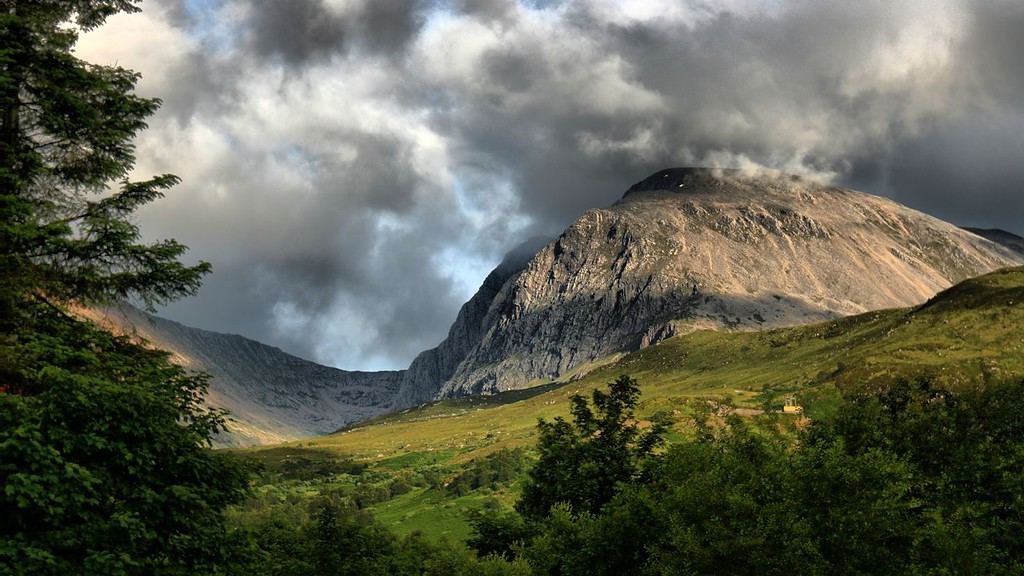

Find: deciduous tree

[516,375,664,520]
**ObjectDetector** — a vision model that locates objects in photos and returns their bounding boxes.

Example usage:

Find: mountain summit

[93,168,1023,445]
[393,167,1021,400]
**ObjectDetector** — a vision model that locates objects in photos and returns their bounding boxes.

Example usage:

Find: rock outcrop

[393,237,550,407]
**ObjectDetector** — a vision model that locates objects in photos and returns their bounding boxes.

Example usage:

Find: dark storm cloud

[245,0,349,63]
[423,2,989,227]
[857,115,1024,234]
[965,1,1024,104]
[841,0,1024,234]
[456,1,1020,234]
[139,114,480,368]
[242,0,431,64]
[480,48,538,93]
[80,0,1024,370]
[359,0,432,55]
[455,0,516,23]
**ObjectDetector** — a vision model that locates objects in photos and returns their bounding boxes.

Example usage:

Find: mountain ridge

[963,227,1024,254]
[89,168,1023,446]
[81,306,402,447]
[277,264,1024,463]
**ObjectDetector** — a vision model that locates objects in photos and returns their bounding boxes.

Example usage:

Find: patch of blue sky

[179,0,239,53]
[450,175,529,232]
[439,175,532,300]
[434,245,500,303]
[420,0,565,34]
[279,144,321,173]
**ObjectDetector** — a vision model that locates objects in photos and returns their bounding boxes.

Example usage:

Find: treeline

[226,499,530,576]
[465,375,1024,575]
[447,448,527,497]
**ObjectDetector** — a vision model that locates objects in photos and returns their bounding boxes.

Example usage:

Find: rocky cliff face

[393,237,550,407]
[396,168,1023,398]
[88,168,1023,445]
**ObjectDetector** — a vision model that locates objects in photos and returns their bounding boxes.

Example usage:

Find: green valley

[233,266,1024,542]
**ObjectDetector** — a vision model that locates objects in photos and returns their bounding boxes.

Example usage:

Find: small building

[783,395,804,415]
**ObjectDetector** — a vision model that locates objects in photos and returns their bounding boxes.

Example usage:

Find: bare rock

[400,168,1023,398]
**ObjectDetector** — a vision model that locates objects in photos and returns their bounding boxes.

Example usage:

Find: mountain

[88,168,1023,446]
[394,168,1022,400]
[80,306,401,447]
[963,227,1024,254]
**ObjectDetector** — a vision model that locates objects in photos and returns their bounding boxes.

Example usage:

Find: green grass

[369,487,517,542]
[293,269,1024,461]
[372,449,459,471]
[236,267,1024,541]
[369,488,476,541]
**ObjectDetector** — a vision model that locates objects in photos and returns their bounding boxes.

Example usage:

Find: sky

[76,0,1024,371]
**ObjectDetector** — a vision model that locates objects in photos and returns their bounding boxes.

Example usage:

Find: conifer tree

[0,3,247,574]
[0,0,209,317]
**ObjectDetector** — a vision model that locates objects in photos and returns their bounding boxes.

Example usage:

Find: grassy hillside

[234,267,1024,540]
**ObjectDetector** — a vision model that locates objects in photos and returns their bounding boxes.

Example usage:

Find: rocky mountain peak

[409,167,1023,397]
[623,166,782,196]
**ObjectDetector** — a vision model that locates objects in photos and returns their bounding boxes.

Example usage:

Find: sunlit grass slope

[237,267,1024,539]
[267,267,1024,460]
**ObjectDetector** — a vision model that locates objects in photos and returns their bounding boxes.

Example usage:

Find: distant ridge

[81,306,401,447]
[963,227,1024,254]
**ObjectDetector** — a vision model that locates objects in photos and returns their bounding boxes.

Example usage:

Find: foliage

[229,445,522,545]
[226,375,1024,574]
[466,506,530,560]
[247,447,367,482]
[499,378,1024,575]
[227,498,531,576]
[447,448,527,497]
[0,2,245,574]
[810,379,1024,573]
[516,375,665,520]
[0,301,250,574]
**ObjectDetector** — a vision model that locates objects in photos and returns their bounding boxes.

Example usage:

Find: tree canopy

[496,378,1024,575]
[0,3,246,574]
[1,0,209,318]
[516,374,665,520]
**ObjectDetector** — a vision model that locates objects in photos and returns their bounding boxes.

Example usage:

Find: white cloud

[76,2,196,97]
